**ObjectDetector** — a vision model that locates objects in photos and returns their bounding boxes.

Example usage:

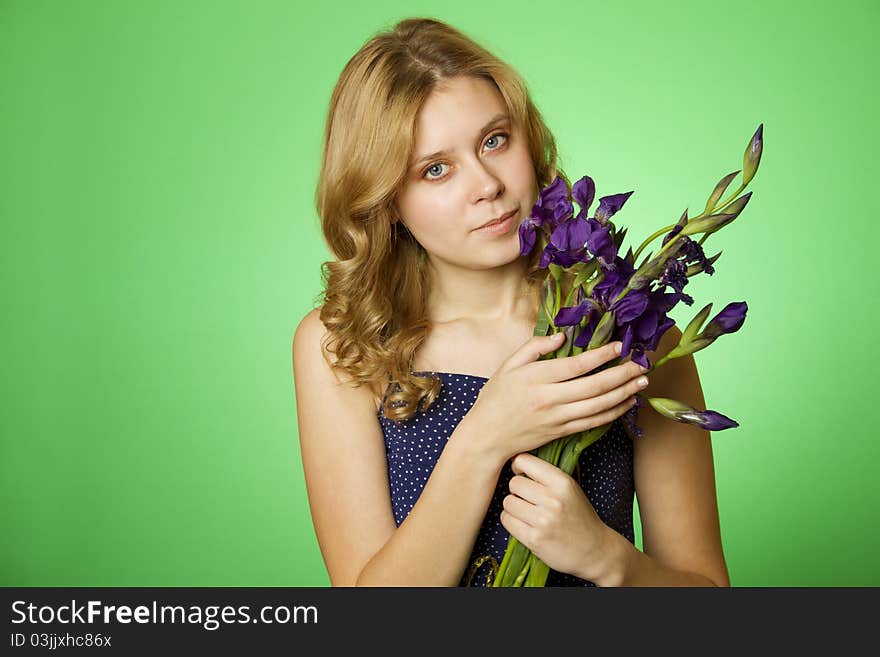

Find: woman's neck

[425,257,540,326]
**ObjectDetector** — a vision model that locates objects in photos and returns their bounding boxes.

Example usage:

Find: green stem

[609,227,684,308]
[524,555,550,586]
[697,182,747,249]
[562,260,600,310]
[513,559,531,586]
[629,180,749,270]
[573,427,611,469]
[494,538,531,587]
[632,223,677,263]
[495,244,681,587]
[555,271,561,317]
[713,182,748,217]
[563,284,578,310]
[649,348,684,372]
[493,290,559,587]
[493,536,515,585]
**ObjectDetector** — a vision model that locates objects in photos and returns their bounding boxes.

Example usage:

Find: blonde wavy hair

[315,17,570,422]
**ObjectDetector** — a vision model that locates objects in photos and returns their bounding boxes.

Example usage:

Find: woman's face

[395,75,538,270]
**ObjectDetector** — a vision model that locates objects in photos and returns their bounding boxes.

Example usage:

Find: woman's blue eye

[422,131,510,180]
[484,132,508,150]
[425,163,447,179]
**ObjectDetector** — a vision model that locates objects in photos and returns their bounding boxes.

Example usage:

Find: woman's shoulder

[293,306,325,349]
[292,306,385,412]
[293,307,329,371]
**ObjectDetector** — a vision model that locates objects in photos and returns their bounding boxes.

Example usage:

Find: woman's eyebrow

[410,113,510,168]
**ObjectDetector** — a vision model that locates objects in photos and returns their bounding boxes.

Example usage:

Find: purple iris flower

[610,287,677,368]
[661,214,716,277]
[531,176,570,231]
[570,176,621,265]
[684,410,740,431]
[617,300,676,369]
[681,238,715,276]
[523,176,627,266]
[554,299,598,327]
[622,395,644,438]
[573,311,602,349]
[648,397,740,431]
[540,176,569,210]
[591,255,634,308]
[585,218,617,265]
[701,302,748,340]
[610,288,650,323]
[518,217,540,255]
[542,215,617,269]
[660,258,693,306]
[595,191,634,224]
[651,224,714,304]
[572,175,596,220]
[553,195,574,223]
[620,324,651,370]
[570,247,682,366]
[550,217,590,252]
[519,176,571,256]
[539,242,585,268]
[531,173,705,368]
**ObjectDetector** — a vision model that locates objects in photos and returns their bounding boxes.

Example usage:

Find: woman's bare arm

[292,308,507,586]
[604,324,731,586]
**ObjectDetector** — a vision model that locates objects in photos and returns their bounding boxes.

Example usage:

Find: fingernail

[614,342,622,354]
[637,376,649,387]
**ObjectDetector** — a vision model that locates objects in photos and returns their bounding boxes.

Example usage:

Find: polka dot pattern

[378,371,635,587]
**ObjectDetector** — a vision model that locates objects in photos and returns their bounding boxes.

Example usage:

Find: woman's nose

[470,162,505,202]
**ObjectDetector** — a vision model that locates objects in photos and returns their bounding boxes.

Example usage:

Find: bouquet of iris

[470,124,763,587]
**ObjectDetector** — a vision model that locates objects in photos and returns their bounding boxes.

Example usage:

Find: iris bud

[743,124,763,186]
[647,397,739,431]
[700,301,748,340]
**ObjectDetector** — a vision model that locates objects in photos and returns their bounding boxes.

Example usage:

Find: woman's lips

[474,209,517,236]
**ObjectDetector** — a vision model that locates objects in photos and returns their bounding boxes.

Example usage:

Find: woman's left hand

[500,452,620,583]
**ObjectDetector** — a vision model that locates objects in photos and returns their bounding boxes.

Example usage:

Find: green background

[2,0,877,586]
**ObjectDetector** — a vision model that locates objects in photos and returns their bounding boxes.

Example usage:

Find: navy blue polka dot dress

[378,371,635,587]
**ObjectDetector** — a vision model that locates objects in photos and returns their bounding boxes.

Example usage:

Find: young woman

[292,17,730,587]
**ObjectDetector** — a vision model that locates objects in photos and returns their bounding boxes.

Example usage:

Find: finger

[508,473,549,505]
[511,452,567,488]
[556,360,649,405]
[558,373,647,424]
[502,493,538,526]
[497,333,566,375]
[500,509,535,548]
[534,341,623,384]
[558,394,638,436]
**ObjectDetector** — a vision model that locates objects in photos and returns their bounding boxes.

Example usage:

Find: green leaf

[682,303,713,345]
[704,170,740,215]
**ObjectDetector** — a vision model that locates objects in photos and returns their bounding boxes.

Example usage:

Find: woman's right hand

[462,333,650,464]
